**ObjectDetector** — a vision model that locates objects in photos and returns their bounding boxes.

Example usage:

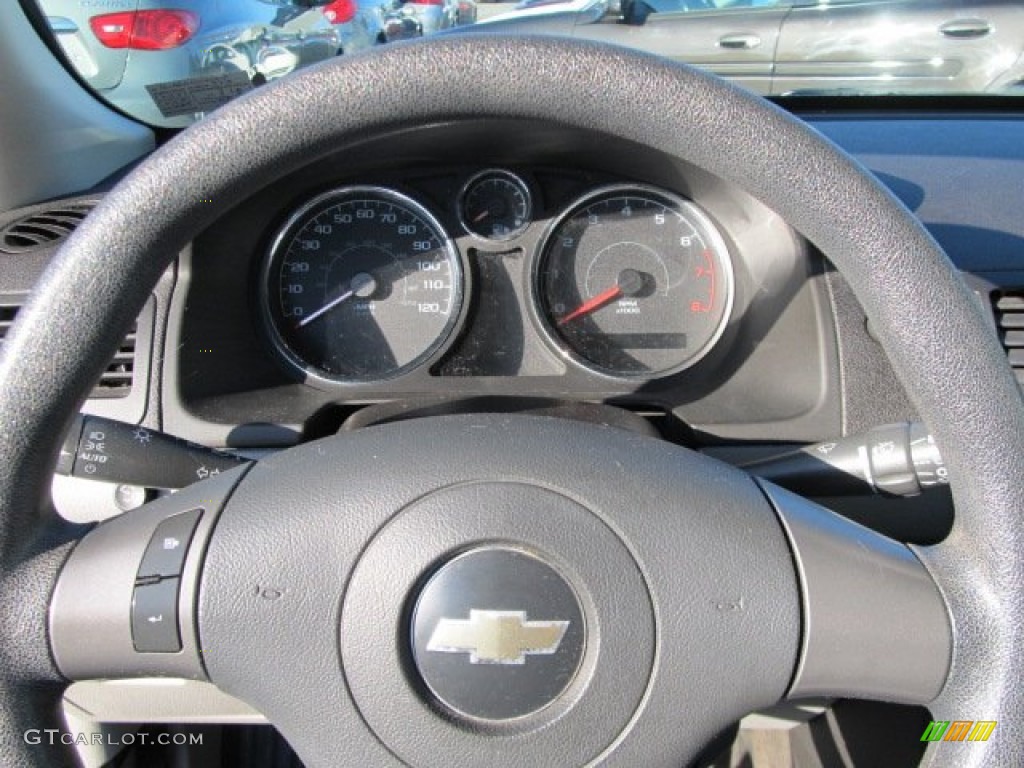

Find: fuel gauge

[458,169,532,241]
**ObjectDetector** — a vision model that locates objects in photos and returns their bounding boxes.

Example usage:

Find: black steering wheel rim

[0,35,1021,767]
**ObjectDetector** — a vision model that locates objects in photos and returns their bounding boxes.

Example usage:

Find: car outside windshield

[32,0,1024,127]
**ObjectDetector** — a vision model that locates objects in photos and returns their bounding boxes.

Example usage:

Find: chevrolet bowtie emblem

[426,610,570,665]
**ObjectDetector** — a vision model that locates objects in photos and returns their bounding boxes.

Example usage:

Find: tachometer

[535,185,733,378]
[261,187,465,384]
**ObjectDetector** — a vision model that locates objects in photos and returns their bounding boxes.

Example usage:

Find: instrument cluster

[259,169,735,388]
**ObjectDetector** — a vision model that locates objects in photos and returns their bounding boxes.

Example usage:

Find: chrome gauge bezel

[457,169,533,242]
[259,185,467,388]
[530,183,735,381]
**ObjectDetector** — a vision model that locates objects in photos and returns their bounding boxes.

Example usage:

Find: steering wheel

[1,36,1021,768]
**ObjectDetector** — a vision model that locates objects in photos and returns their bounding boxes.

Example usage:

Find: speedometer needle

[295,272,376,329]
[558,285,623,326]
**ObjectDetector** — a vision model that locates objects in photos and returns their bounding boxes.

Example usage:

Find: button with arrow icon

[131,578,181,653]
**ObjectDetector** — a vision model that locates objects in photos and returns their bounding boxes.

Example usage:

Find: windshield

[33,0,1024,127]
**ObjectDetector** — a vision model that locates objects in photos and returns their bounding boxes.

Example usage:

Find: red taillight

[415,0,445,5]
[323,0,357,24]
[89,10,199,50]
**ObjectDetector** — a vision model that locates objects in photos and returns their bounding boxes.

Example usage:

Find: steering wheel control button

[131,578,182,653]
[136,509,203,580]
[411,547,585,721]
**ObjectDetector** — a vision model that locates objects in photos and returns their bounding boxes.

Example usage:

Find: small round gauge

[458,169,532,241]
[261,186,464,384]
[535,185,733,378]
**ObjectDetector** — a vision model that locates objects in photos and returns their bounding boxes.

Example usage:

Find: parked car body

[381,5,425,41]
[513,0,590,10]
[471,0,1024,95]
[404,0,477,36]
[473,0,598,33]
[42,0,388,127]
[457,0,479,26]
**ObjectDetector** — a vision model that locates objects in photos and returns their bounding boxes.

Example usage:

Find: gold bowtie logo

[426,610,569,665]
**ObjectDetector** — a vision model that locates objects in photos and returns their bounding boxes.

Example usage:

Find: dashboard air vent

[94,324,137,397]
[994,290,1024,386]
[0,301,136,398]
[0,203,94,254]
[0,304,17,341]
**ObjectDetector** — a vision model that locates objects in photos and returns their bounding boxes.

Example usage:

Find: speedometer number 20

[262,187,464,385]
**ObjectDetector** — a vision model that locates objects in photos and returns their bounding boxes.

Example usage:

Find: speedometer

[260,187,465,384]
[535,185,733,378]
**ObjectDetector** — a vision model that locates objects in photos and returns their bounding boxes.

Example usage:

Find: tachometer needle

[558,284,623,326]
[557,269,647,326]
[295,272,376,329]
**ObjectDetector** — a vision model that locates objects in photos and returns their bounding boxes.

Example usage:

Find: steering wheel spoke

[49,465,250,682]
[759,482,951,705]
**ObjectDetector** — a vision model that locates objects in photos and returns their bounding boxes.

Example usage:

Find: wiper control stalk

[742,421,947,498]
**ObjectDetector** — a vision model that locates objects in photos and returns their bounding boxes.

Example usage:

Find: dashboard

[167,120,833,447]
[3,112,1022,465]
